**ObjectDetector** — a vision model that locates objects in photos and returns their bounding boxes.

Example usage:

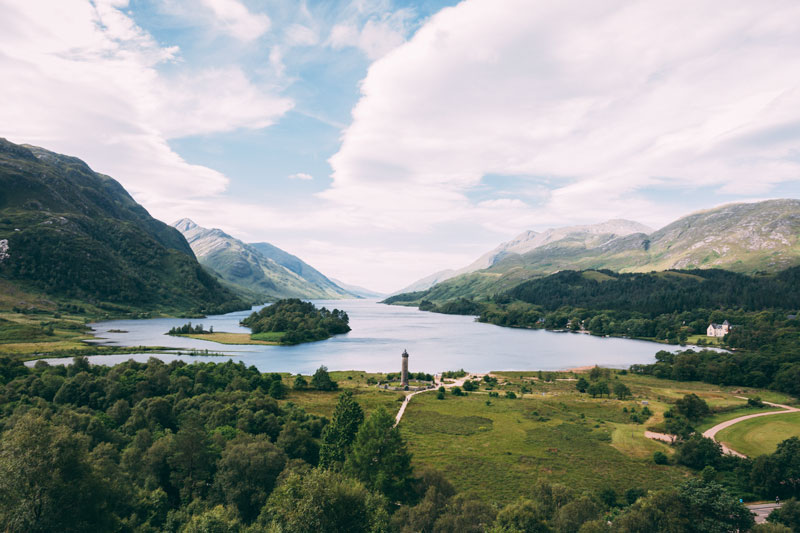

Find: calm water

[33,300,669,374]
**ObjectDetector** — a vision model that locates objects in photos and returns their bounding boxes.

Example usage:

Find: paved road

[702,399,799,458]
[747,503,782,524]
[644,398,798,458]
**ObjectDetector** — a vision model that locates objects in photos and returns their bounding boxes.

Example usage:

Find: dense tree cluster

[241,299,350,344]
[472,269,800,396]
[167,322,212,335]
[634,391,800,504]
[0,357,407,532]
[631,344,800,396]
[419,297,483,316]
[385,371,434,382]
[0,356,770,532]
[507,268,800,315]
[667,433,800,504]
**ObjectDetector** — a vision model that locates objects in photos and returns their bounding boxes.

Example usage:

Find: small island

[164,300,351,346]
[241,298,351,345]
[166,321,282,345]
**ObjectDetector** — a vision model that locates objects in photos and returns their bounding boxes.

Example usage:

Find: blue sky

[2,0,800,291]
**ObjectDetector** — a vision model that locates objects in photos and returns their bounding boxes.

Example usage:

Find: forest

[394,268,800,396]
[2,356,794,533]
[506,267,800,314]
[241,299,351,345]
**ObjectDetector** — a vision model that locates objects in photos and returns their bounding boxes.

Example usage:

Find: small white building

[707,320,730,337]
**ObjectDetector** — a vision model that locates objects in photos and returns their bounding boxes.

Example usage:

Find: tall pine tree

[345,407,413,504]
[320,391,364,469]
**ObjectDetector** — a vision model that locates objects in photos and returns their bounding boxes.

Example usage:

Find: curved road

[702,400,799,457]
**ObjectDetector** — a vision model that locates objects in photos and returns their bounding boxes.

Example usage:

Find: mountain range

[393,199,800,303]
[0,139,245,315]
[173,219,356,300]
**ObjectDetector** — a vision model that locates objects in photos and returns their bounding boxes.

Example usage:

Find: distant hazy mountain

[396,219,652,294]
[173,219,353,300]
[392,269,456,295]
[392,199,800,303]
[330,278,385,299]
[0,139,246,314]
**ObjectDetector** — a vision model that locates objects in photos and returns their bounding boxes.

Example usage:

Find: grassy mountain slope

[0,139,245,315]
[248,241,352,298]
[173,219,352,300]
[494,199,800,276]
[395,220,651,294]
[391,199,800,304]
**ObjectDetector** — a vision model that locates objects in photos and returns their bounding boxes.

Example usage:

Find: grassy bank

[716,411,800,457]
[177,331,281,345]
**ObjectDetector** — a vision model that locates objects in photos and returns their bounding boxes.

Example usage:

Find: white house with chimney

[707,320,731,338]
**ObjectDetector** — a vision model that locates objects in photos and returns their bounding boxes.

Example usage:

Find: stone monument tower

[401,349,409,387]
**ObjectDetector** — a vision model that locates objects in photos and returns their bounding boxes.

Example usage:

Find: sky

[2,0,800,293]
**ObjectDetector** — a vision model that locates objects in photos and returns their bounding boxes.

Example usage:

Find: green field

[277,371,403,419]
[686,334,723,346]
[715,412,800,457]
[398,390,688,503]
[372,371,794,503]
[695,405,774,433]
[276,370,774,504]
[250,331,286,342]
[179,331,282,345]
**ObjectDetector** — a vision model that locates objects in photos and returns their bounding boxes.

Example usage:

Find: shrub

[293,375,308,390]
[310,366,338,391]
[748,396,765,408]
[653,451,669,465]
[269,380,287,399]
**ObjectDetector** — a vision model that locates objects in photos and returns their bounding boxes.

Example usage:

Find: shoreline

[173,332,281,345]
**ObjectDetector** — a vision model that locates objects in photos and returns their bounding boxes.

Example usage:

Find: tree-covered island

[241,298,351,345]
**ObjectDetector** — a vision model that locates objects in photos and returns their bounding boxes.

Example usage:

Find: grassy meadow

[274,369,798,504]
[715,411,800,457]
[179,331,281,345]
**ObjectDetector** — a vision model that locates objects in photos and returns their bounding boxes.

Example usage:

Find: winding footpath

[701,399,799,458]
[394,374,472,427]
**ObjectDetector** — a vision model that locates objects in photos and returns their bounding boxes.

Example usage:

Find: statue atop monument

[401,349,409,387]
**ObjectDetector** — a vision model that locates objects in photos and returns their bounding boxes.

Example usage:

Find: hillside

[507,267,800,315]
[392,200,800,303]
[330,278,384,299]
[395,219,652,293]
[0,139,245,315]
[173,219,353,300]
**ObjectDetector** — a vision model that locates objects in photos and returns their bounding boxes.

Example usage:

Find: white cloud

[199,0,270,42]
[326,2,414,60]
[0,0,291,202]
[285,23,318,47]
[288,172,314,180]
[325,0,800,237]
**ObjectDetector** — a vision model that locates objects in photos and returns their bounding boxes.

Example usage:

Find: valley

[1,140,799,532]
